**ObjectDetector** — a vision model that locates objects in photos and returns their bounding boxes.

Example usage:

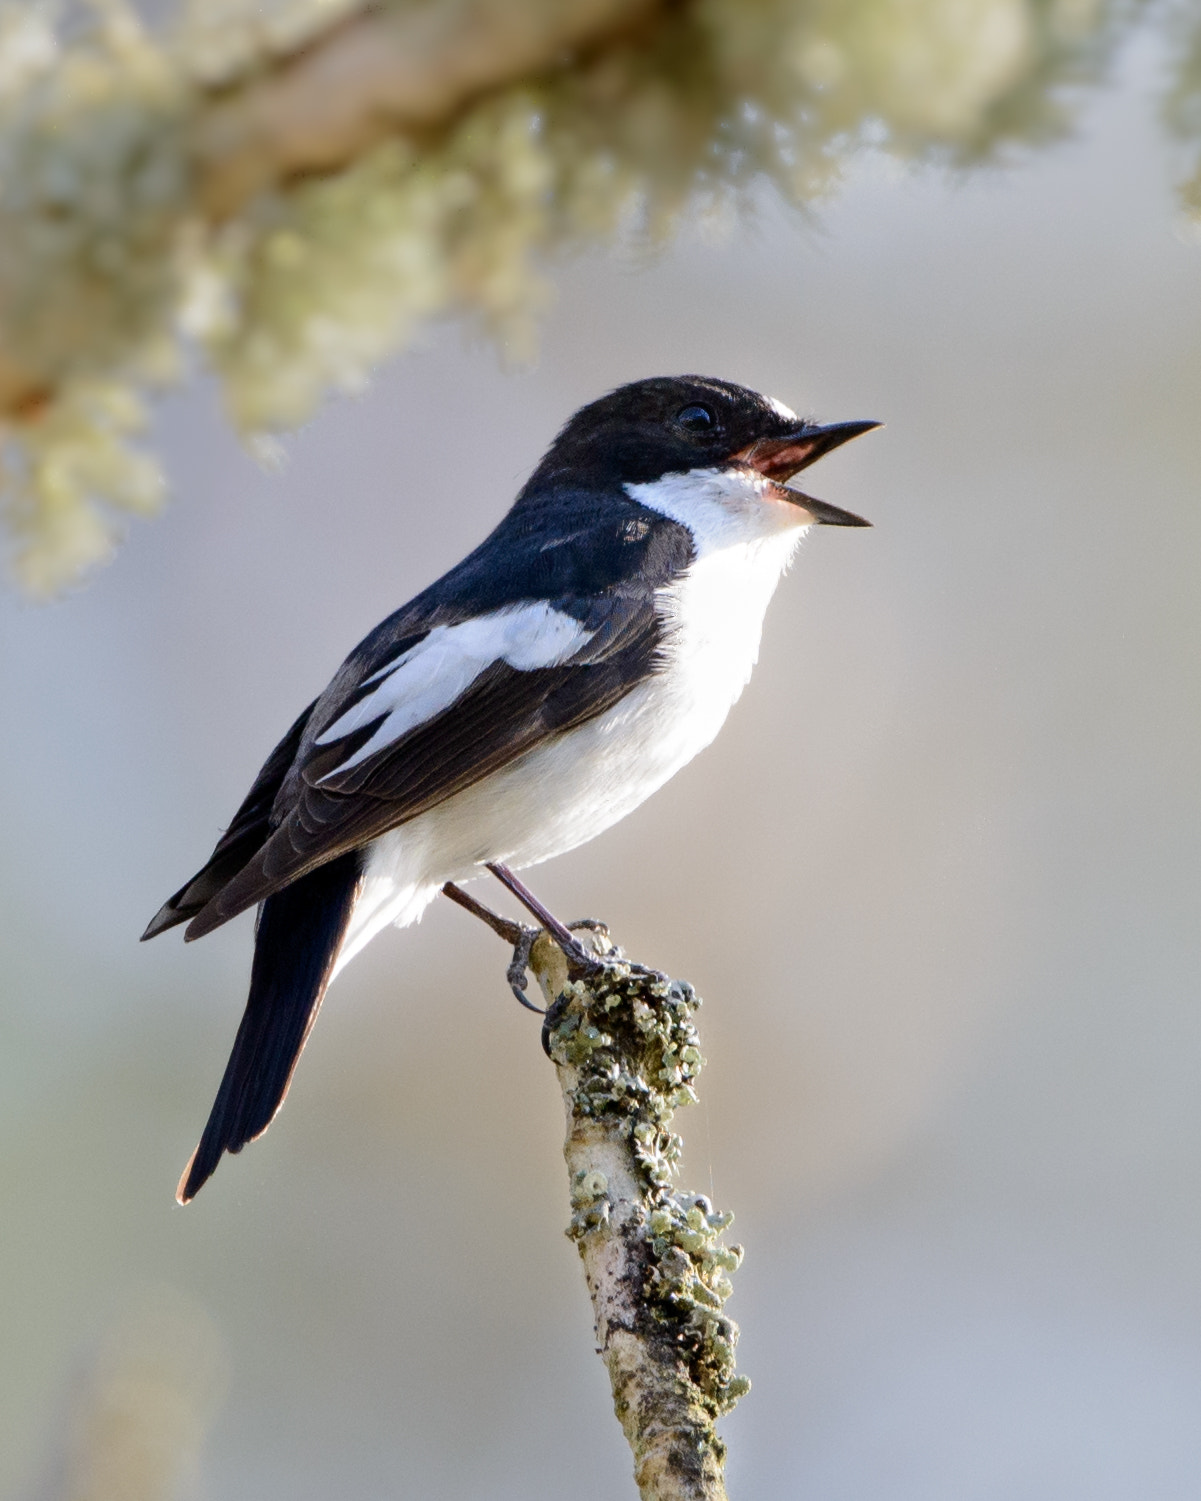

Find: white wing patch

[315,602,592,778]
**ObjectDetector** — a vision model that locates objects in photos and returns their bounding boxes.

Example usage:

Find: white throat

[625,463,808,766]
[624,464,810,555]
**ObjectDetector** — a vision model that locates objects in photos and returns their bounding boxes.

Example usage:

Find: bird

[144,375,877,1202]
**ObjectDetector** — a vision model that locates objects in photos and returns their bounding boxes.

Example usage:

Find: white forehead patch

[767,395,798,422]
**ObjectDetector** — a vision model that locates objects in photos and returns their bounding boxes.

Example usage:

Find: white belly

[335,522,805,971]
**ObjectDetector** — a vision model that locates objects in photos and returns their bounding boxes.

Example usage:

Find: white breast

[623,463,811,760]
[338,467,809,968]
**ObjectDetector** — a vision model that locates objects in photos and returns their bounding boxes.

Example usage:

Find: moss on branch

[531,932,746,1500]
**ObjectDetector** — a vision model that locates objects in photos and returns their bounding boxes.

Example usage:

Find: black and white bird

[144,375,877,1201]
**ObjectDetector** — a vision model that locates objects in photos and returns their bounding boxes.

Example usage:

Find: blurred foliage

[200,0,1124,429]
[0,0,1189,594]
[1165,0,1201,219]
[27,1291,226,1501]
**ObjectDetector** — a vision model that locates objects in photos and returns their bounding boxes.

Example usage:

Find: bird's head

[528,375,878,532]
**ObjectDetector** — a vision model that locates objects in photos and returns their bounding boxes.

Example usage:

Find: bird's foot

[485,863,618,976]
[559,918,614,973]
[442,875,631,1033]
[510,922,613,1019]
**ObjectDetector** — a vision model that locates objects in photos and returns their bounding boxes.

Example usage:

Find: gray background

[3,27,1200,1501]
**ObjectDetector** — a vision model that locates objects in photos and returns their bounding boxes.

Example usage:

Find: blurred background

[3,7,1201,1499]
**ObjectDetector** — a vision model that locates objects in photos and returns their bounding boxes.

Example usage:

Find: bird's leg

[441,868,612,1019]
[441,880,527,944]
[484,862,607,974]
[484,862,576,948]
[441,881,544,1013]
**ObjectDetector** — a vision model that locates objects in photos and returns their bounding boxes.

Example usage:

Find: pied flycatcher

[144,375,877,1200]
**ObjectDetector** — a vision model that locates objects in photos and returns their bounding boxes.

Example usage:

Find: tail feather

[177,850,363,1203]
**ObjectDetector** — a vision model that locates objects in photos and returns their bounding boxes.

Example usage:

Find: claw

[506,927,544,1013]
[541,990,574,1057]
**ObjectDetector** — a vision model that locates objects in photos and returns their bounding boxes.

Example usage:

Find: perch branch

[528,931,748,1501]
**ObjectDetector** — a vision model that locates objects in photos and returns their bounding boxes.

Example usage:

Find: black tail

[177,850,363,1203]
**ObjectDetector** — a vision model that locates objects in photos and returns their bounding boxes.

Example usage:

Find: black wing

[149,493,694,942]
[183,589,665,938]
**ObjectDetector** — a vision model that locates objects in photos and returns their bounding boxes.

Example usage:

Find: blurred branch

[0,0,660,407]
[530,931,747,1500]
[0,0,1141,592]
[193,0,663,220]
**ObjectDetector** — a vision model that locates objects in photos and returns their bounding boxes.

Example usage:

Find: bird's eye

[675,404,715,434]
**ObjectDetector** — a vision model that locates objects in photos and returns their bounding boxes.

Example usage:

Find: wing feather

[183,595,663,937]
[163,500,695,942]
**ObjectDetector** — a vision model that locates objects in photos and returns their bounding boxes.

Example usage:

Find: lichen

[548,958,750,1421]
[1,375,165,593]
[0,0,1167,593]
[175,0,364,88]
[0,1,190,592]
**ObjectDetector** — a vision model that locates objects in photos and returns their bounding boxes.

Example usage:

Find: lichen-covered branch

[191,0,663,220]
[0,0,660,399]
[0,0,1156,593]
[529,933,747,1501]
[0,0,668,591]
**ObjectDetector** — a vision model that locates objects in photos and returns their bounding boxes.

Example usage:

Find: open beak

[735,418,879,526]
